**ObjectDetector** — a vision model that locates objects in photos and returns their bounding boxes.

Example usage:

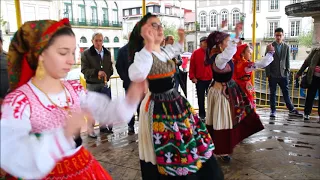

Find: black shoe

[289,110,303,117]
[270,112,276,118]
[304,115,310,121]
[107,127,114,134]
[220,155,232,163]
[100,128,109,133]
[128,126,135,135]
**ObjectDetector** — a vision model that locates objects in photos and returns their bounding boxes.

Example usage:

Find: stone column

[313,15,320,48]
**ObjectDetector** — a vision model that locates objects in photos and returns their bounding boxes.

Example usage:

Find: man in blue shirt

[265,28,302,118]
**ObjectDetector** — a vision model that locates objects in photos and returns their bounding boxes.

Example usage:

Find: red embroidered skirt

[5,147,112,180]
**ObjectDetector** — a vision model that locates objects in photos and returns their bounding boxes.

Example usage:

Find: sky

[120,0,196,11]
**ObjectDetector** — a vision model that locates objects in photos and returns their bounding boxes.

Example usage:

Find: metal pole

[14,0,22,28]
[252,0,256,85]
[195,0,197,49]
[142,0,146,16]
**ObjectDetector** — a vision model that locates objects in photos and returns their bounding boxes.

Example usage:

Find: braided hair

[128,13,157,63]
[205,31,230,65]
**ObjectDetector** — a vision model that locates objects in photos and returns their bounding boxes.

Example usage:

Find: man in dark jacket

[81,33,114,137]
[265,27,302,118]
[0,37,9,101]
[116,37,141,135]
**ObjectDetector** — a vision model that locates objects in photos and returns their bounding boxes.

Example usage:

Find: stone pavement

[82,108,320,180]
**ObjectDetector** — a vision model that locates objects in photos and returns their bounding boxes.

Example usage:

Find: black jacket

[115,44,131,89]
[81,46,113,84]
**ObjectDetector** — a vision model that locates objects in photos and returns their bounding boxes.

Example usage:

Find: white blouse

[215,38,239,70]
[129,42,183,82]
[0,80,139,179]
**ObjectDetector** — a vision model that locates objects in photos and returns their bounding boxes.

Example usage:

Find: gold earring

[219,46,223,52]
[36,61,45,80]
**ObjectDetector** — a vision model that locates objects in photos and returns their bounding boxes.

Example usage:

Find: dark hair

[128,13,157,62]
[44,27,75,51]
[205,31,230,65]
[274,27,283,33]
[0,37,2,43]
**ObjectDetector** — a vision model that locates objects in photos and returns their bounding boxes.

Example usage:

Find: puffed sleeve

[0,91,75,179]
[128,47,154,82]
[215,39,239,70]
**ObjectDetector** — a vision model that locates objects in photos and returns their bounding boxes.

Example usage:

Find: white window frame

[289,20,301,37]
[291,0,301,4]
[132,8,137,15]
[209,11,217,28]
[200,12,207,29]
[269,0,279,11]
[124,9,129,16]
[268,20,279,37]
[221,10,228,27]
[232,9,240,27]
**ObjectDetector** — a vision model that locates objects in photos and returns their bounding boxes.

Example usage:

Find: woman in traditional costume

[128,13,224,180]
[205,28,265,162]
[0,18,145,180]
[233,43,275,109]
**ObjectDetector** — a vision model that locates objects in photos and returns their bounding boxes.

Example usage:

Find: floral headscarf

[7,18,71,90]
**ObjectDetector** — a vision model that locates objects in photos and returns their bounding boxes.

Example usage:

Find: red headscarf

[7,18,71,91]
[233,44,249,63]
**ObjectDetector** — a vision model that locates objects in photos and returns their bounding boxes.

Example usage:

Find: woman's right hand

[64,112,86,139]
[141,24,155,52]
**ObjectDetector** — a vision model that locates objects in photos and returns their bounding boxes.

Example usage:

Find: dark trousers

[268,77,294,113]
[304,76,320,116]
[174,73,180,91]
[86,83,112,129]
[196,80,211,118]
[125,88,141,128]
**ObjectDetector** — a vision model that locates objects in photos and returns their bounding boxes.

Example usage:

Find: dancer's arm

[215,39,239,70]
[128,47,153,82]
[245,52,274,72]
[0,92,75,179]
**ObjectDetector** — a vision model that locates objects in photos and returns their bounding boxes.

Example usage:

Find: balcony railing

[69,18,122,28]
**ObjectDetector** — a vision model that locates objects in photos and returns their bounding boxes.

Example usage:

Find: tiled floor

[83,108,320,180]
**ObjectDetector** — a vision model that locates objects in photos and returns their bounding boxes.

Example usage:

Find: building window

[270,0,279,10]
[200,12,206,28]
[63,3,72,20]
[114,36,119,43]
[39,7,50,20]
[80,36,87,43]
[268,21,279,37]
[132,8,137,15]
[78,5,86,22]
[124,9,129,16]
[23,5,36,22]
[290,20,300,37]
[91,7,98,23]
[232,9,240,27]
[154,6,160,13]
[188,42,194,52]
[209,11,217,28]
[113,2,119,23]
[104,37,109,43]
[103,8,108,23]
[221,10,228,26]
[291,0,301,3]
[165,7,171,15]
[147,6,153,13]
[256,0,261,11]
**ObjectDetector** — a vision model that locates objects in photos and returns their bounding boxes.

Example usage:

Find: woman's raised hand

[141,24,155,52]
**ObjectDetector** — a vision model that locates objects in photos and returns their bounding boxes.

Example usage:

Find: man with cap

[189,36,213,121]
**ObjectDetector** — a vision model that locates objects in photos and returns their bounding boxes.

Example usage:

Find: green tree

[0,16,7,27]
[162,21,178,41]
[298,29,313,48]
